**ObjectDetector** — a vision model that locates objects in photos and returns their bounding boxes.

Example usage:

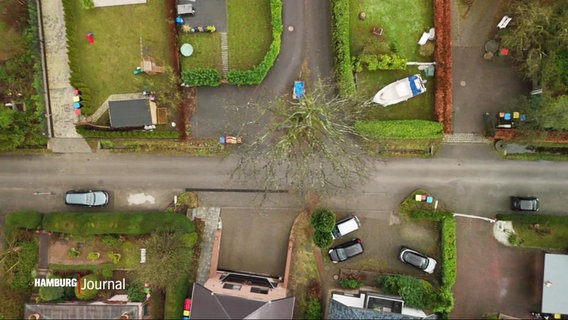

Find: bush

[181,232,198,248]
[180,68,221,87]
[304,298,322,320]
[102,235,122,248]
[42,212,194,235]
[339,278,362,289]
[75,274,99,300]
[226,0,282,85]
[97,264,114,279]
[377,275,434,309]
[440,218,456,288]
[77,126,179,139]
[107,252,121,264]
[80,0,94,9]
[355,53,407,71]
[330,0,355,96]
[355,120,444,139]
[67,248,80,258]
[128,283,147,302]
[313,230,333,248]
[87,252,100,261]
[39,285,64,302]
[310,208,336,232]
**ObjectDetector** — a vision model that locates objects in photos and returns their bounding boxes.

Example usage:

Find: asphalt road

[1,145,567,215]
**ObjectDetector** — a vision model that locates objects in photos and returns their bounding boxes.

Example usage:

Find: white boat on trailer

[372,74,427,107]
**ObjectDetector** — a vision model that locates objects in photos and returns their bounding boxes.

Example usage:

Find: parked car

[399,247,437,274]
[65,190,109,207]
[331,215,361,240]
[328,238,364,263]
[510,196,539,212]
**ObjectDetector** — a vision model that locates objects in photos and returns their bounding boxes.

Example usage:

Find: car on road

[510,196,539,212]
[65,190,109,207]
[331,215,361,239]
[399,247,437,274]
[328,238,364,263]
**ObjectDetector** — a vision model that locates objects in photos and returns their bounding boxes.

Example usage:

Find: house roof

[108,98,152,128]
[542,253,568,314]
[190,283,295,319]
[24,303,142,319]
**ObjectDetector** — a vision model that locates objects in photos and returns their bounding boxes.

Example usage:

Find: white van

[331,215,361,240]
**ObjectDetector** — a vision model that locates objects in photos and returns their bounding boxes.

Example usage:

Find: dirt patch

[433,0,453,133]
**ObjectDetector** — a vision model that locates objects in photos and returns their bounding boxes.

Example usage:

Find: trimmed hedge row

[180,68,221,87]
[164,275,190,319]
[4,211,44,239]
[42,212,194,235]
[330,0,355,96]
[409,209,456,315]
[354,120,444,139]
[76,126,179,138]
[496,213,568,224]
[226,0,282,85]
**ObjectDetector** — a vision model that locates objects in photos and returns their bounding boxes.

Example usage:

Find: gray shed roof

[24,303,142,319]
[542,253,568,314]
[190,283,295,319]
[108,98,152,128]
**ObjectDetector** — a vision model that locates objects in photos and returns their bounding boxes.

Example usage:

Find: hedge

[496,213,568,224]
[164,275,189,319]
[180,68,221,87]
[226,0,282,85]
[76,126,179,139]
[42,212,194,235]
[355,120,444,139]
[4,211,44,239]
[330,0,355,96]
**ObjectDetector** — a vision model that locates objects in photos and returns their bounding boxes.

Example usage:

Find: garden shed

[108,98,156,128]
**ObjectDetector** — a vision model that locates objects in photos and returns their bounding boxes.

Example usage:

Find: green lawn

[179,33,222,72]
[226,0,271,70]
[350,0,434,120]
[66,0,170,113]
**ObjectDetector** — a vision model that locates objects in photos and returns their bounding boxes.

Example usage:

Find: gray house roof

[108,98,152,128]
[542,253,568,314]
[24,303,142,319]
[328,299,427,320]
[190,283,295,319]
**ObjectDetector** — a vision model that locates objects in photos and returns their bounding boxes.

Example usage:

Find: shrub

[68,248,80,258]
[313,230,333,248]
[181,232,198,248]
[87,252,100,261]
[226,0,282,85]
[80,0,94,10]
[306,280,321,298]
[355,53,407,71]
[180,68,221,87]
[355,120,444,139]
[304,298,322,320]
[127,283,147,302]
[440,218,456,288]
[330,0,355,96]
[97,264,114,279]
[377,275,434,309]
[75,274,99,300]
[102,235,122,248]
[107,252,121,264]
[339,278,362,289]
[39,285,64,302]
[310,208,336,232]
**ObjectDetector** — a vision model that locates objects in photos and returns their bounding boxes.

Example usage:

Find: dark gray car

[328,238,364,263]
[510,196,539,212]
[65,190,109,207]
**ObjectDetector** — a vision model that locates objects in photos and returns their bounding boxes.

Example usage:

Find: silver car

[65,190,109,207]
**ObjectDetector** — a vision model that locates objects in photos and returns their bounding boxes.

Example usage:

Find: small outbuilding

[541,253,568,315]
[108,98,155,128]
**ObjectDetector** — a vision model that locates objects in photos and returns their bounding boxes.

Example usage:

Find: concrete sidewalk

[40,0,91,152]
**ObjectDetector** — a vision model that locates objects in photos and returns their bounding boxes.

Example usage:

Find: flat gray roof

[108,98,152,128]
[542,253,568,314]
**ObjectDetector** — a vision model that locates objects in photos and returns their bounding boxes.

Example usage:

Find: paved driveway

[451,0,531,134]
[217,207,297,278]
[452,218,543,318]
